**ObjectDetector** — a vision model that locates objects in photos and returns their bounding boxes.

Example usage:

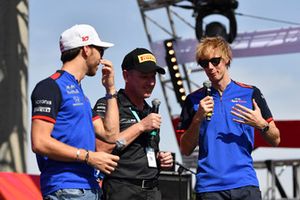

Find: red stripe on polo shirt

[92,115,100,121]
[32,115,56,124]
[50,72,61,80]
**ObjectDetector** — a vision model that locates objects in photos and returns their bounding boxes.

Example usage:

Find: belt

[119,178,159,189]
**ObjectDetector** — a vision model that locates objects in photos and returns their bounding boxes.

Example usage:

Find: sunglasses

[197,57,222,69]
[91,45,105,57]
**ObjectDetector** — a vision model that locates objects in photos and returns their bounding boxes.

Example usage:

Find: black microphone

[151,98,161,113]
[203,80,212,121]
[150,98,161,136]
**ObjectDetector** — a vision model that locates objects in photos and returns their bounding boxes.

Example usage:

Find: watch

[260,123,269,134]
[113,139,126,154]
[105,92,118,100]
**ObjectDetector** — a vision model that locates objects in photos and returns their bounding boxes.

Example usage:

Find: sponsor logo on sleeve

[35,99,52,105]
[34,106,51,113]
[95,105,106,113]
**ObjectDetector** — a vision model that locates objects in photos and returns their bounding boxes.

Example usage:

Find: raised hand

[231,99,266,129]
[100,59,115,92]
[194,96,214,122]
[139,113,162,132]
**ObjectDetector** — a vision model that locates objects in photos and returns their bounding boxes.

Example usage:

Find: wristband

[105,92,118,100]
[84,150,90,164]
[76,149,80,161]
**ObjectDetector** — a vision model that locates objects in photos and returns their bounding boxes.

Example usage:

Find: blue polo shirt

[31,70,100,196]
[179,80,273,193]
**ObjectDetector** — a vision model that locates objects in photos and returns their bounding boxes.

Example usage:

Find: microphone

[151,98,161,114]
[203,80,212,121]
[150,98,161,136]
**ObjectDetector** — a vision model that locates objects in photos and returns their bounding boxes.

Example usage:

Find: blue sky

[28,0,300,195]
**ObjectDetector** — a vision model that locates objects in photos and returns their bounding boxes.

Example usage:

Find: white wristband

[76,149,80,161]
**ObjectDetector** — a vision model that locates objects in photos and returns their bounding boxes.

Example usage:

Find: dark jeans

[196,186,261,200]
[102,178,161,200]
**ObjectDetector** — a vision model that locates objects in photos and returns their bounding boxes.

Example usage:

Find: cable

[170,8,195,29]
[175,161,197,175]
[175,161,195,200]
[235,12,300,26]
[144,14,174,37]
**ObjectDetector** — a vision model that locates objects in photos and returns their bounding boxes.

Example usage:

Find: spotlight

[193,0,238,43]
[205,21,227,40]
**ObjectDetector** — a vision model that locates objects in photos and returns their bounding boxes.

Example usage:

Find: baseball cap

[121,48,165,74]
[59,24,114,52]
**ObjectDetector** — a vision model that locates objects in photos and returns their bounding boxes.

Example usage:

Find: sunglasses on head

[197,57,222,69]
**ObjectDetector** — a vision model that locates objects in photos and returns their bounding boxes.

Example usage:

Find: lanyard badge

[129,107,158,168]
[146,147,157,168]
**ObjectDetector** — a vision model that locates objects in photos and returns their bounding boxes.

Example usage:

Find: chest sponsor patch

[120,118,137,124]
[66,84,79,94]
[72,96,83,106]
[231,97,247,104]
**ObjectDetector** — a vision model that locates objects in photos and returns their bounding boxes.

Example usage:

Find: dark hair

[60,47,82,63]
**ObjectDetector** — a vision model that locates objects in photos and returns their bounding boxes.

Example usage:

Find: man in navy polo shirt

[31,24,120,199]
[178,36,280,200]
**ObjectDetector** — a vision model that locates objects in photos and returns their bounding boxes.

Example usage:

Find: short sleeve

[253,86,273,122]
[93,97,106,118]
[31,78,61,123]
[178,96,196,131]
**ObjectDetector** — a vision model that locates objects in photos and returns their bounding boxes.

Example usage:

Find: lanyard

[130,107,158,136]
[129,108,158,168]
[129,107,141,122]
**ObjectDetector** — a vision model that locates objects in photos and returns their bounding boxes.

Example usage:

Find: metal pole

[293,163,300,198]
[0,0,28,172]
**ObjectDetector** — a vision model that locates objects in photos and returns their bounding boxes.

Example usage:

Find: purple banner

[150,26,300,66]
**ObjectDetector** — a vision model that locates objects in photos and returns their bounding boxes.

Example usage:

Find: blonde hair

[195,36,232,66]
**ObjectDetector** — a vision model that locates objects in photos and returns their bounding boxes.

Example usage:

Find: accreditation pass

[146,147,157,168]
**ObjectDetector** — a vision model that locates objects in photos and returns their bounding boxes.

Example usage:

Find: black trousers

[196,186,262,200]
[102,178,161,200]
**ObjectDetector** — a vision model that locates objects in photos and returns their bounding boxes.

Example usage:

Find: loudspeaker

[158,172,192,200]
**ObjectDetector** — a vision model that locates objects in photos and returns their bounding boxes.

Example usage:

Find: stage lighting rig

[192,0,238,43]
[164,39,186,106]
[137,0,184,10]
